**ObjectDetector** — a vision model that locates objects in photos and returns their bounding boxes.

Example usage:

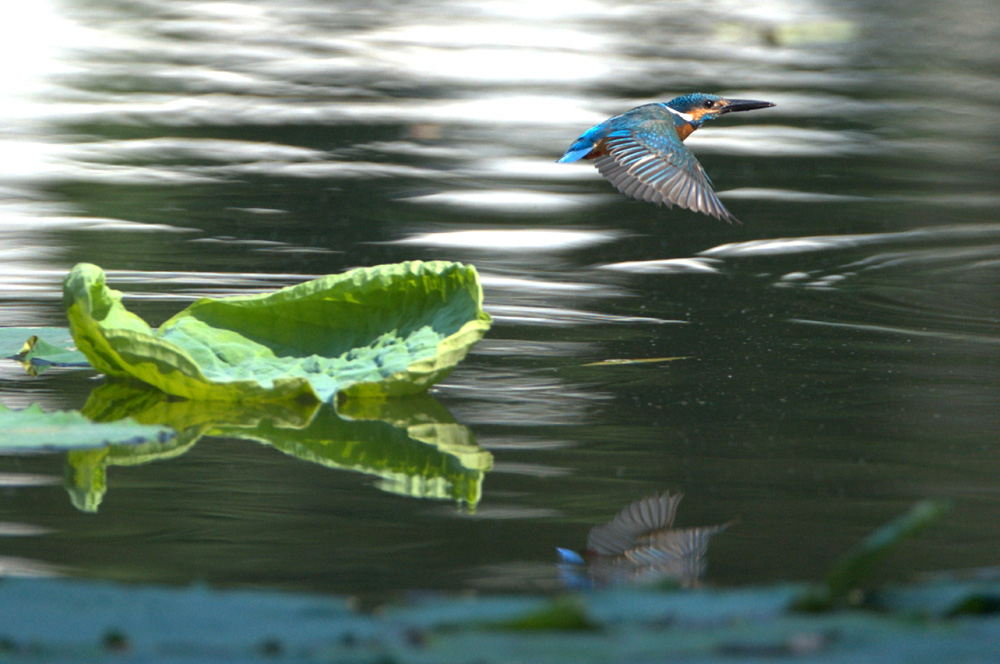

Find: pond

[1,0,998,598]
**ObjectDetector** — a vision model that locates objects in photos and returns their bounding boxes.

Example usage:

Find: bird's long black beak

[720,98,775,114]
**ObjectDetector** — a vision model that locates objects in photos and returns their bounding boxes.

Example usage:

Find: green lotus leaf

[63,262,491,402]
[0,403,174,452]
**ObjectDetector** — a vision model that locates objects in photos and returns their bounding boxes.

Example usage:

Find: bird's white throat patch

[661,104,694,123]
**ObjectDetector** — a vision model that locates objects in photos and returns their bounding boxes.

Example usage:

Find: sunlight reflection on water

[0,473,61,488]
[480,274,622,297]
[392,229,622,251]
[401,190,599,212]
[0,556,61,578]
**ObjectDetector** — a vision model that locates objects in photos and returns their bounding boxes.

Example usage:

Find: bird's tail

[557,137,596,163]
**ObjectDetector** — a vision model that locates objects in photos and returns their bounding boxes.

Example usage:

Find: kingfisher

[558,93,775,223]
[556,491,732,589]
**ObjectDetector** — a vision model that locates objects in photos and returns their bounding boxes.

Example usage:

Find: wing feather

[586,492,685,556]
[593,124,738,223]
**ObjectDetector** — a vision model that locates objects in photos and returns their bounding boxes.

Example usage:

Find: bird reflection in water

[557,492,731,589]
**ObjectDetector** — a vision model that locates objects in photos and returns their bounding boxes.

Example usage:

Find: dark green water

[1,0,998,596]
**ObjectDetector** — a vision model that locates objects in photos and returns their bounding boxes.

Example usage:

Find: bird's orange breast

[674,122,695,142]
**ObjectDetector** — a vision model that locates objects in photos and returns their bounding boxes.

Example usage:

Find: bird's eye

[704,100,714,109]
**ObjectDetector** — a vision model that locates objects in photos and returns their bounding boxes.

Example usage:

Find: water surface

[1,0,999,595]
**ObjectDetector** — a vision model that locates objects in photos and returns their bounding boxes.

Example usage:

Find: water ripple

[0,556,62,578]
[702,236,865,257]
[400,190,599,212]
[488,305,682,326]
[481,275,623,300]
[720,188,869,203]
[700,224,1000,259]
[0,473,60,488]
[694,126,876,157]
[472,339,598,358]
[599,258,720,275]
[442,370,611,427]
[0,522,53,537]
[790,318,1000,346]
[65,138,326,164]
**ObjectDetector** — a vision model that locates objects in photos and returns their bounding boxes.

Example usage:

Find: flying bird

[558,93,775,223]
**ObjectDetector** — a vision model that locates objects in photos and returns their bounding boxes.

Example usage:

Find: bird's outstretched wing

[593,124,738,223]
[586,492,684,556]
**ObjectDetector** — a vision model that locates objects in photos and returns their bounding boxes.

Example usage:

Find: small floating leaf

[0,327,90,371]
[18,336,91,368]
[0,327,69,358]
[63,262,491,402]
[0,404,174,452]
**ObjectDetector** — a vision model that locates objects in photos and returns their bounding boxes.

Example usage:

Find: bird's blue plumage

[556,143,593,164]
[558,93,774,223]
[556,547,585,565]
[556,120,613,163]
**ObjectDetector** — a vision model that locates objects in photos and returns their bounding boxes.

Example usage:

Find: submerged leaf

[947,594,1000,616]
[794,500,951,611]
[494,596,597,631]
[0,404,174,452]
[63,262,491,402]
